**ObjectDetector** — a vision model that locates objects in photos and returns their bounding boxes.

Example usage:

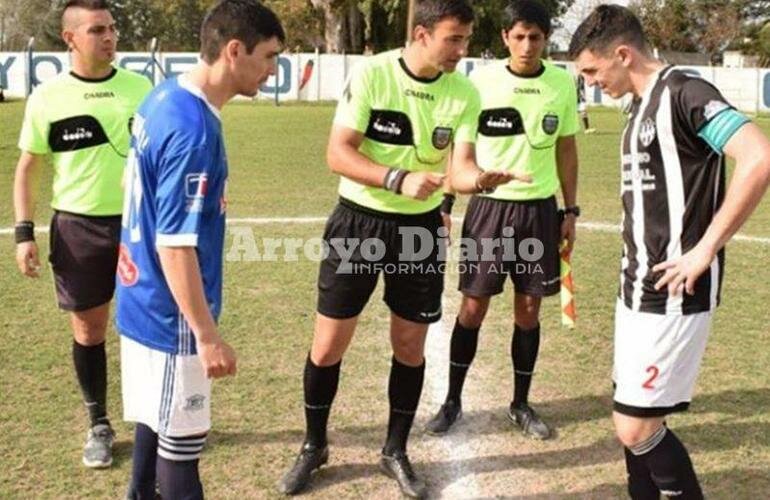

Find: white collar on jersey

[638,65,670,103]
[177,73,222,121]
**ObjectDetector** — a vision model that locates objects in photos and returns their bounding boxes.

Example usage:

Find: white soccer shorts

[121,335,212,441]
[613,299,713,417]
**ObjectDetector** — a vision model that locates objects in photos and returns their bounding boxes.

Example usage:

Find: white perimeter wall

[1,52,769,113]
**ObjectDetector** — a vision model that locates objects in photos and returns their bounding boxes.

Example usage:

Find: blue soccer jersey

[116,75,228,354]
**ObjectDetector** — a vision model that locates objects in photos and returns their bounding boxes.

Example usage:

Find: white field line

[2,217,769,245]
[423,316,480,498]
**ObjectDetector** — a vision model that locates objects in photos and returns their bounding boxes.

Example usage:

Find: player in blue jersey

[116,2,284,498]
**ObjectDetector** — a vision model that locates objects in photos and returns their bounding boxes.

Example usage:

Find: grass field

[1,101,769,499]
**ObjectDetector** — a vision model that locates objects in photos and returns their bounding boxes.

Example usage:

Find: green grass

[0,102,769,499]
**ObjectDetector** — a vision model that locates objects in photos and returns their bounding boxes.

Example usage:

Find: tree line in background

[0,0,768,65]
[0,0,572,55]
[631,0,770,65]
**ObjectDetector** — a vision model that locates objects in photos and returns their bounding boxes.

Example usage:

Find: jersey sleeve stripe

[156,233,199,247]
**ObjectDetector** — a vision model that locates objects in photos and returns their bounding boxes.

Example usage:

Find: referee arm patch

[698,108,750,154]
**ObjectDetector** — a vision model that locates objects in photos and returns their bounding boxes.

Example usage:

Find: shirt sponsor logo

[372,118,403,136]
[514,87,540,94]
[84,91,116,100]
[365,110,414,145]
[405,89,435,101]
[117,243,139,286]
[703,100,729,121]
[478,108,525,137]
[639,117,656,147]
[62,127,94,142]
[622,152,651,165]
[487,116,515,129]
[48,115,109,152]
[622,168,657,192]
[186,173,208,213]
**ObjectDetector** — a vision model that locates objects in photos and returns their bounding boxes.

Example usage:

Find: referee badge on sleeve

[542,114,559,135]
[432,127,453,150]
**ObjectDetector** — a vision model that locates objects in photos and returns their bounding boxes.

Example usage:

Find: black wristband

[15,221,35,244]
[440,193,456,214]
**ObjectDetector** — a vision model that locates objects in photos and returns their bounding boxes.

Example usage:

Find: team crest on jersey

[542,114,559,135]
[639,118,656,147]
[117,244,139,286]
[432,127,453,150]
[183,394,206,412]
[703,100,729,121]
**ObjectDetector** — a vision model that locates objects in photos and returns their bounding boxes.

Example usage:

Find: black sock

[303,354,341,448]
[72,340,109,427]
[156,456,204,500]
[583,117,591,129]
[129,423,158,500]
[383,356,425,456]
[511,323,540,407]
[630,427,703,499]
[624,446,659,499]
[446,318,480,406]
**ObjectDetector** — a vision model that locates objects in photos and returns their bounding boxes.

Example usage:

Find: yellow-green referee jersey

[334,49,480,214]
[470,60,579,201]
[18,67,152,216]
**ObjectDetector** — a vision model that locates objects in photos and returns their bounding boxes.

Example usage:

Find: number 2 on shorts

[643,365,659,390]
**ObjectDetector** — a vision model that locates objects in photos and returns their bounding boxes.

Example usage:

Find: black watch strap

[563,206,581,217]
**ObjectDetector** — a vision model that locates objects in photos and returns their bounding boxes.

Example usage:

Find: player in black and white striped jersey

[570,5,770,499]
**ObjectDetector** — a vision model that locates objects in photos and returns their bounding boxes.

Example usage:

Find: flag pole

[406,0,415,44]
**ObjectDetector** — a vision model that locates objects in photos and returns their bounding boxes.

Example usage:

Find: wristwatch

[563,206,581,217]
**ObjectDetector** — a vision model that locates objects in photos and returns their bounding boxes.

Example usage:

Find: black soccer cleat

[508,403,553,440]
[379,452,428,499]
[277,442,329,495]
[425,400,462,435]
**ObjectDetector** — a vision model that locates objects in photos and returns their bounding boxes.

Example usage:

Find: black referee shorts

[317,198,445,324]
[458,195,561,298]
[49,210,122,312]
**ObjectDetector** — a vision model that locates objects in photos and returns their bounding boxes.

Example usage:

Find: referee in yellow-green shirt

[13,0,151,470]
[278,1,523,497]
[426,0,580,441]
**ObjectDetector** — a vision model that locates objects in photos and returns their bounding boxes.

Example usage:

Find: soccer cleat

[277,442,329,495]
[380,452,427,499]
[508,403,552,440]
[82,423,115,468]
[124,486,161,500]
[584,128,596,134]
[425,400,462,435]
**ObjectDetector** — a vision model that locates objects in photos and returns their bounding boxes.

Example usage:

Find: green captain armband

[698,108,750,154]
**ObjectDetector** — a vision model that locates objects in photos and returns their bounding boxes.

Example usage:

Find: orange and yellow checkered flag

[560,246,576,328]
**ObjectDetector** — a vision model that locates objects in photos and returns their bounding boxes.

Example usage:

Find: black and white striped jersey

[618,66,747,315]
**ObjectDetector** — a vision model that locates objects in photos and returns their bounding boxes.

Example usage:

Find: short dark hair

[200,0,286,64]
[413,0,475,31]
[503,0,551,36]
[568,4,649,59]
[63,0,109,10]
